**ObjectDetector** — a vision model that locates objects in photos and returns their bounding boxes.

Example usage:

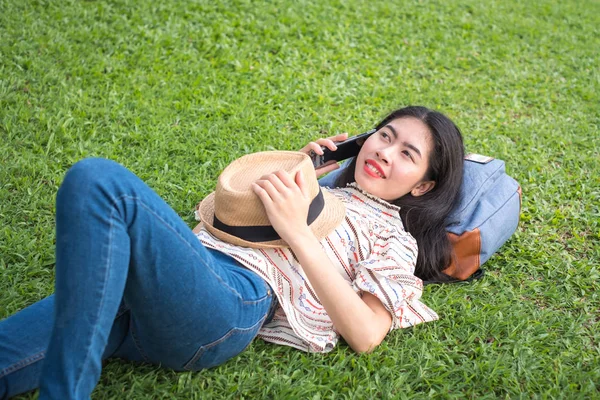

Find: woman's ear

[411,180,435,197]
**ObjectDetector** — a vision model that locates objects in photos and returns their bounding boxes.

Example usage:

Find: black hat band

[212,188,325,243]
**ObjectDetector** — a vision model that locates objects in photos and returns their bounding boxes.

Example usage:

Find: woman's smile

[364,160,386,178]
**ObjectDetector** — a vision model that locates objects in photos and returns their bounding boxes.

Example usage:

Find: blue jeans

[0,158,276,399]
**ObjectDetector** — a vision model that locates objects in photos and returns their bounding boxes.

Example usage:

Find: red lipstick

[364,160,386,178]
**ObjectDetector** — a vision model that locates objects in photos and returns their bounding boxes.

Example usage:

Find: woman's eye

[403,150,414,160]
[380,131,390,140]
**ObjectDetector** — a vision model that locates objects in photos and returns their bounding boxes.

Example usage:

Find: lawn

[1,0,599,398]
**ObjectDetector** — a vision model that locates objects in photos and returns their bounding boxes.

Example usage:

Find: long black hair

[335,106,464,281]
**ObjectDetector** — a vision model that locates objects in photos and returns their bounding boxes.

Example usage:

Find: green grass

[1,0,599,398]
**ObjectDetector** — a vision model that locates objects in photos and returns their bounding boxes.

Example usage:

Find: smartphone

[310,129,377,168]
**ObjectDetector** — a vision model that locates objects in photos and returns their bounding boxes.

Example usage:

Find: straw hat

[197,151,346,248]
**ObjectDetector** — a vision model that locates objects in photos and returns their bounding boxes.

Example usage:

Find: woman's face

[355,117,435,201]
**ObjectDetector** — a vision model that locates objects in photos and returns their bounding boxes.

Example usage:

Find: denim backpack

[318,155,522,284]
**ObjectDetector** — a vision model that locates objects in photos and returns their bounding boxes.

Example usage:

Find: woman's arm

[287,231,392,353]
[252,170,392,353]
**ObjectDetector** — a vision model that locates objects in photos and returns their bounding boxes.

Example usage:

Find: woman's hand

[253,167,392,354]
[252,169,314,245]
[299,133,349,177]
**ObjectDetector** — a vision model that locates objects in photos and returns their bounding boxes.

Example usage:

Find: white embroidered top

[195,183,438,353]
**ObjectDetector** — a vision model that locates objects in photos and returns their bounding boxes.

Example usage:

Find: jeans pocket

[183,317,265,371]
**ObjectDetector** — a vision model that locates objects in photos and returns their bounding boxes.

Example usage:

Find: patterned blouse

[195,183,438,353]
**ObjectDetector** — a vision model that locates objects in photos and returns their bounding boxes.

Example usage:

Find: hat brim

[198,190,346,249]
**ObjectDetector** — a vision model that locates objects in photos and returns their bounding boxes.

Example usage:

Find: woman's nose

[376,149,391,164]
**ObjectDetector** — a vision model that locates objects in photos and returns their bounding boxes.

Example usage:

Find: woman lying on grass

[0,105,464,399]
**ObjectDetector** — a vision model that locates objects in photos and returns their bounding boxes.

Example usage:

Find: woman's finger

[295,170,310,198]
[314,138,338,151]
[328,132,349,143]
[307,142,325,155]
[316,133,349,151]
[299,132,348,154]
[252,182,273,205]
[266,171,293,193]
[330,132,349,141]
[299,141,324,156]
[254,179,280,200]
[274,170,298,190]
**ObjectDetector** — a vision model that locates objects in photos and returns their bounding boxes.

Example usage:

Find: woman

[0,106,464,399]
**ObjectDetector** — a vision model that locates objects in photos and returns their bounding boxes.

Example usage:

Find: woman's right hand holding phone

[299,132,348,177]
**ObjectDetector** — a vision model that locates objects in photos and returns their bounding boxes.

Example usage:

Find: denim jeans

[0,158,276,399]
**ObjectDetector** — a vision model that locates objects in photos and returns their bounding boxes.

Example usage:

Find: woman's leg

[0,297,53,399]
[0,296,130,399]
[8,158,272,400]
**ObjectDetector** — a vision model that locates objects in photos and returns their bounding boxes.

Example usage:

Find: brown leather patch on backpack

[444,229,482,280]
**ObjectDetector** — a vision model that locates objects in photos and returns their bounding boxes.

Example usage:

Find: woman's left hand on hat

[251,170,313,246]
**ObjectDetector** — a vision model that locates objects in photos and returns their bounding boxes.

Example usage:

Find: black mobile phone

[310,129,377,168]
